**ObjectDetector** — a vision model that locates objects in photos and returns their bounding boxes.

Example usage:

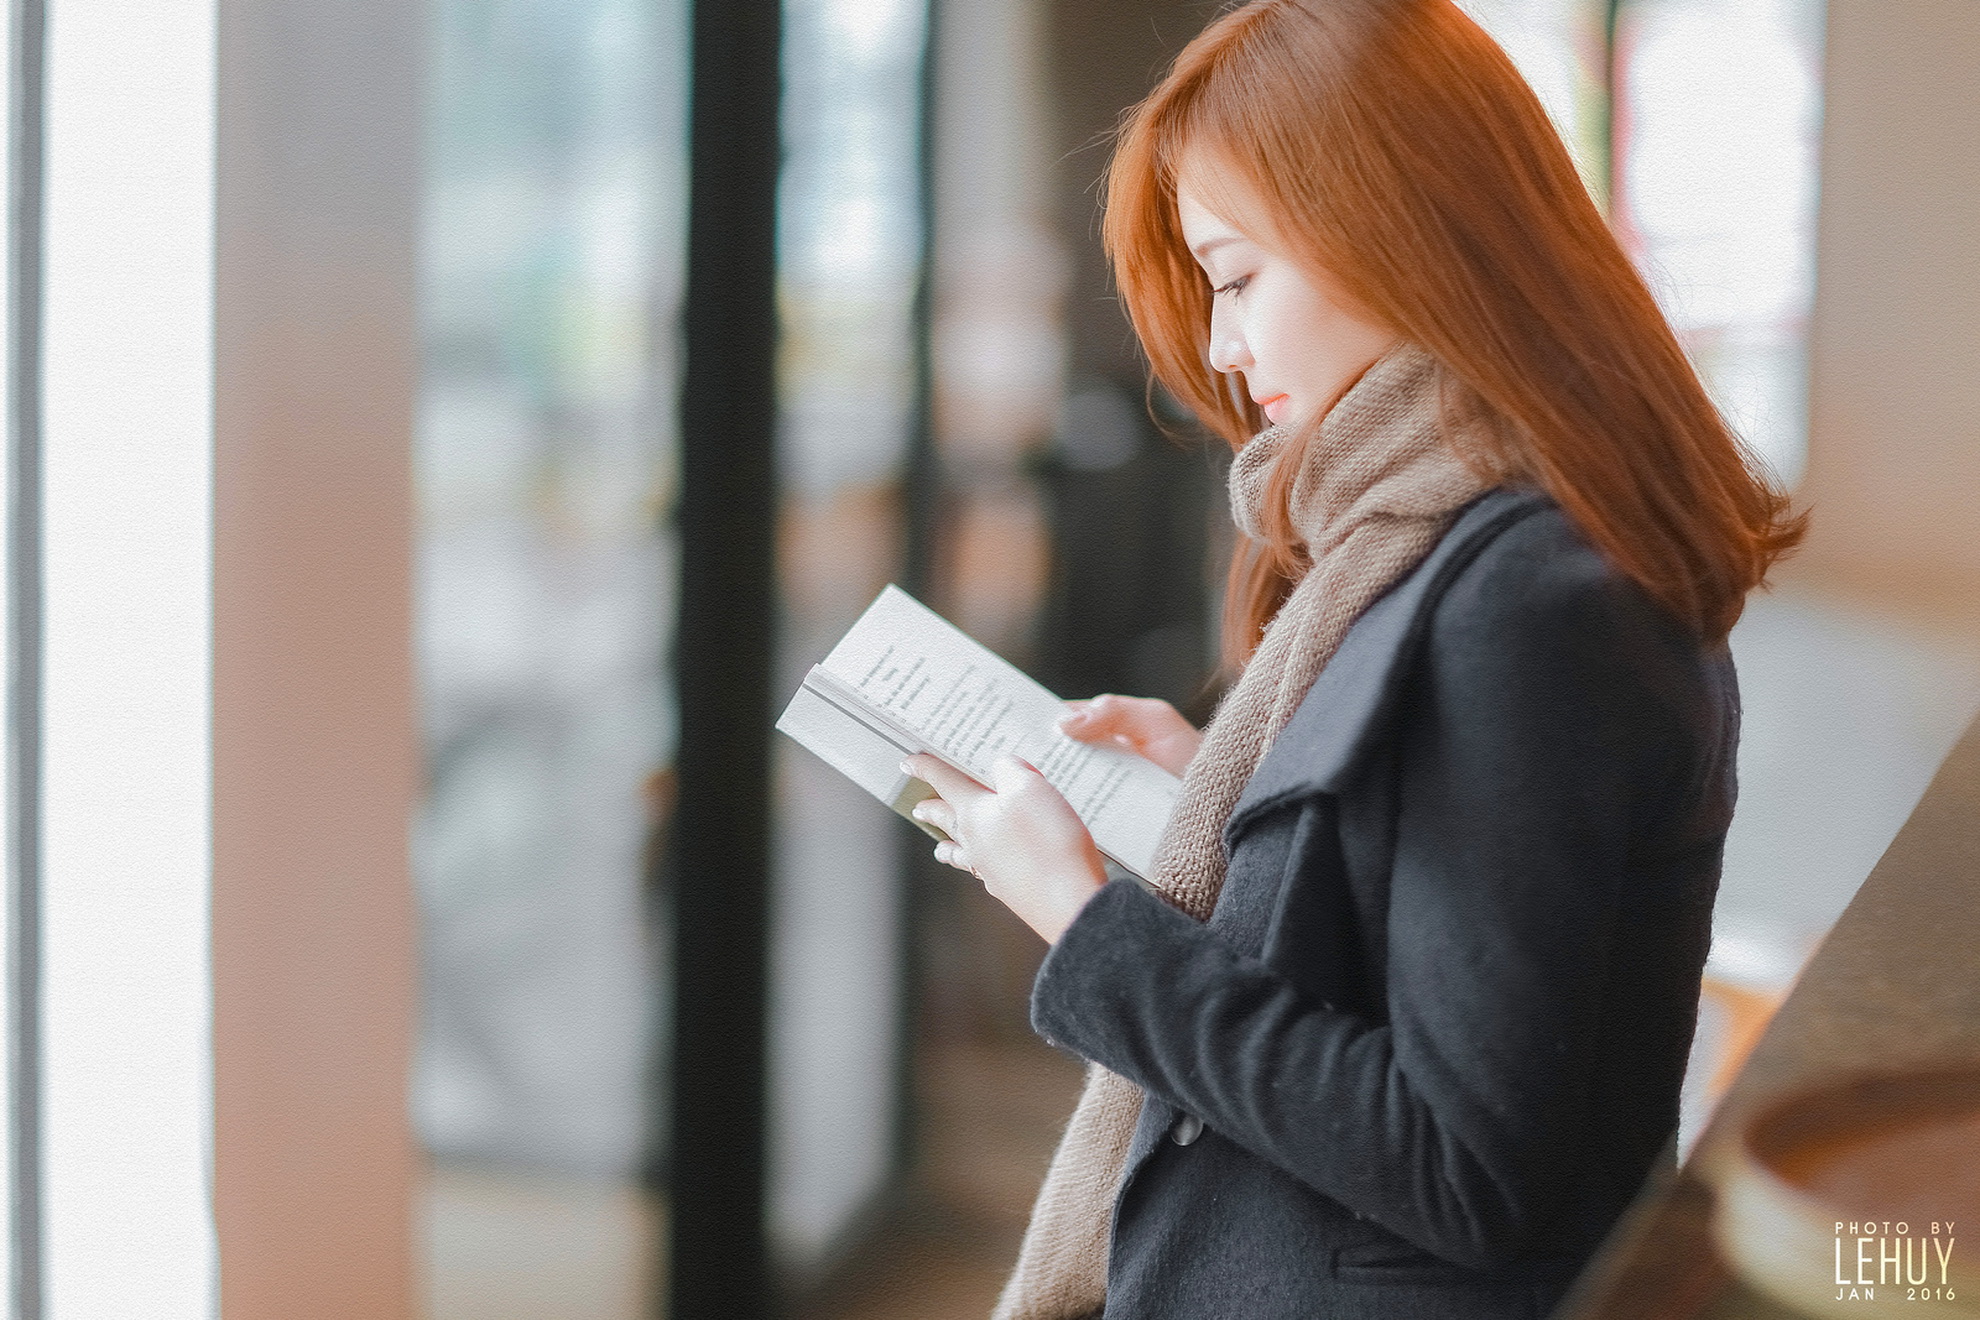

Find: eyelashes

[1212,276,1249,296]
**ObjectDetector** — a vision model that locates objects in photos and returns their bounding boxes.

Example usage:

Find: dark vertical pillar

[670,0,780,1316]
[5,1,46,1315]
[1038,1,1217,713]
[903,0,939,605]
[1044,1,1192,393]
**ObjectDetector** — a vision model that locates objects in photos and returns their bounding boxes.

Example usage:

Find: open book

[776,585,1181,881]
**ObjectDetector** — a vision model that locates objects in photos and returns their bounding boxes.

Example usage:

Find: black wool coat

[1032,487,1738,1320]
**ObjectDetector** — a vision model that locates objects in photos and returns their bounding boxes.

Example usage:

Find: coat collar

[1222,486,1549,842]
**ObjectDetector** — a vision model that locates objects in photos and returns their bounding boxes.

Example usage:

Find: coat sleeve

[1030,530,1711,1271]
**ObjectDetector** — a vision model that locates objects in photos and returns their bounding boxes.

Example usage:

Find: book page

[794,585,1180,879]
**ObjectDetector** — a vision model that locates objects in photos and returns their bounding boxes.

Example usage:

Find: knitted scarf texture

[991,343,1492,1320]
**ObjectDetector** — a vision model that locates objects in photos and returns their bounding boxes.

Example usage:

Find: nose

[1206,298,1250,378]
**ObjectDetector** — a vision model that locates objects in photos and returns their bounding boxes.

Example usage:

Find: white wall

[1802,0,1980,602]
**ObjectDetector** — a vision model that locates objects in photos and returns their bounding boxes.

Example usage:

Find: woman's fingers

[1057,694,1130,740]
[1059,693,1184,744]
[902,753,986,803]
[1057,693,1203,776]
[904,754,985,872]
[911,795,958,836]
[905,751,1105,944]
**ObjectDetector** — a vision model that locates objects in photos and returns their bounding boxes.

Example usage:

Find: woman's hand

[903,753,1107,946]
[1058,693,1202,777]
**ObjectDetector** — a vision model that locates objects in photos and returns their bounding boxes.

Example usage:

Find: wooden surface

[1558,712,1980,1317]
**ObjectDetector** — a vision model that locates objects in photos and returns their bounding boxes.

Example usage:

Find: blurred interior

[402,1,1980,1317]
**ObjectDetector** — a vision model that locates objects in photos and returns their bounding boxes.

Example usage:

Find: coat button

[1170,1113,1204,1146]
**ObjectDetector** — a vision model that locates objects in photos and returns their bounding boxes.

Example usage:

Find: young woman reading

[904,2,1802,1316]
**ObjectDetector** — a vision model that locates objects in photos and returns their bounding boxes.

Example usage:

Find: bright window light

[39,0,218,1314]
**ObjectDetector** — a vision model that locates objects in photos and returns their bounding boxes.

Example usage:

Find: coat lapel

[1222,487,1546,842]
[1117,488,1547,1200]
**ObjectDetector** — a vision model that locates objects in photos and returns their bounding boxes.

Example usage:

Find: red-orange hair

[1103,0,1803,664]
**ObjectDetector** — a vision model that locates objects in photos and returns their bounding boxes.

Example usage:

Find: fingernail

[910,803,929,820]
[899,760,914,776]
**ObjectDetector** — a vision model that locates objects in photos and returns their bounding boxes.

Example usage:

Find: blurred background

[406,0,1980,1316]
[9,0,1975,1317]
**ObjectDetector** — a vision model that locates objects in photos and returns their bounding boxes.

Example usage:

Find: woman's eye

[1212,276,1248,297]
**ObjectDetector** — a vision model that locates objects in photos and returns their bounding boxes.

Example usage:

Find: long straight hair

[1103,0,1803,665]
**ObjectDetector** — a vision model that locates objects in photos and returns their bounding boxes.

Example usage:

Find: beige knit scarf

[991,343,1492,1320]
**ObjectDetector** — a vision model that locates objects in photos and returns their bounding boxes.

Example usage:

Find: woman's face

[1175,173,1398,431]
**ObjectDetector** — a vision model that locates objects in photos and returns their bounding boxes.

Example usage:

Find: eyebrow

[1190,236,1242,262]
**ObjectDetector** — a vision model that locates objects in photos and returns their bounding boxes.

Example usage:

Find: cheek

[1249,292,1338,394]
[1285,298,1391,406]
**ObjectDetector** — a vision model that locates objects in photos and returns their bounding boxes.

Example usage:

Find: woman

[905,2,1802,1317]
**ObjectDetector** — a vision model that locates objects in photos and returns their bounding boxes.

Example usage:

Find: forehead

[1173,147,1274,253]
[1176,186,1248,253]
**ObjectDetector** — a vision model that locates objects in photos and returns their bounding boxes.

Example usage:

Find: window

[1461,0,1825,486]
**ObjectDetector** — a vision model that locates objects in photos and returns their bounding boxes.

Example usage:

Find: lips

[1255,394,1289,425]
